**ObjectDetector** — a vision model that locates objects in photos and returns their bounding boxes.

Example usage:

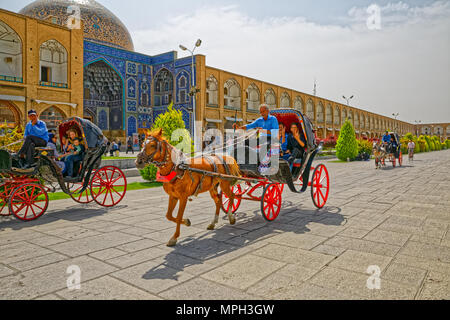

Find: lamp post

[342,95,354,109]
[179,39,202,147]
[414,120,421,137]
[391,113,399,132]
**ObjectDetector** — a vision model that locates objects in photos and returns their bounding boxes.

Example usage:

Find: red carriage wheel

[8,183,49,221]
[90,166,127,207]
[398,152,403,167]
[67,178,95,204]
[0,183,12,216]
[220,184,242,214]
[311,164,330,209]
[261,183,282,222]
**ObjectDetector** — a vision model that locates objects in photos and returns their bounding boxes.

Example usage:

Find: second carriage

[219,108,330,222]
[0,117,127,222]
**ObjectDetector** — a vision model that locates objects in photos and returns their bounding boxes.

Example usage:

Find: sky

[1,0,449,124]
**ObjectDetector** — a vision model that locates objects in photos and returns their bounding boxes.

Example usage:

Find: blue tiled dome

[20,0,134,51]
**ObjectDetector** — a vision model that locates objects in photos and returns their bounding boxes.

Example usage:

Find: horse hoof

[207,224,215,230]
[167,239,177,247]
[229,217,236,225]
[185,219,191,227]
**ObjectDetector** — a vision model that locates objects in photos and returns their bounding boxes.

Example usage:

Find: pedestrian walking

[408,139,415,162]
[126,136,134,154]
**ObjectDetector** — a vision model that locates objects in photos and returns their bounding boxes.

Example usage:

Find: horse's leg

[166,195,191,227]
[167,197,188,247]
[221,182,236,226]
[207,184,221,230]
[166,195,179,223]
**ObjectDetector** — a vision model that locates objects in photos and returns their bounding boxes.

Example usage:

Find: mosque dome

[19,0,134,51]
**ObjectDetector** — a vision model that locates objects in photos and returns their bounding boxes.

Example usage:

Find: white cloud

[132,2,450,123]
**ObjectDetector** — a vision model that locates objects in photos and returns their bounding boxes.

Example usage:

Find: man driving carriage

[382,131,392,153]
[15,110,49,169]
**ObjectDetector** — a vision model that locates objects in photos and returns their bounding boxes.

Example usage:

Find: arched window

[326,104,332,124]
[179,76,186,88]
[306,99,314,120]
[206,75,218,106]
[224,78,241,109]
[293,96,303,112]
[361,114,365,129]
[0,21,22,82]
[334,106,340,126]
[342,108,347,122]
[264,88,277,110]
[127,116,137,136]
[39,39,67,87]
[246,83,260,111]
[366,116,370,130]
[354,113,359,128]
[280,92,290,108]
[154,68,173,106]
[317,102,324,123]
[40,106,65,132]
[349,110,354,126]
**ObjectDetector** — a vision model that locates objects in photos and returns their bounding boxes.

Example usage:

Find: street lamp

[392,113,399,131]
[179,39,202,147]
[342,95,354,108]
[414,120,421,137]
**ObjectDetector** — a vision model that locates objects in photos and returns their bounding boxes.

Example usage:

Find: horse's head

[135,129,168,169]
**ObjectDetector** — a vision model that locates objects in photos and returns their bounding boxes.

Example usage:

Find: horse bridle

[138,136,171,167]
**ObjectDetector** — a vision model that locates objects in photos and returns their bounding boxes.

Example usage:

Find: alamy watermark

[366,4,382,30]
[366,265,381,290]
[66,265,81,290]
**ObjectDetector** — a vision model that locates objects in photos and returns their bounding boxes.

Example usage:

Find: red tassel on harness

[156,170,177,183]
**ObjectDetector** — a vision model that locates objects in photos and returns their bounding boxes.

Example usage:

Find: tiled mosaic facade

[83,40,196,136]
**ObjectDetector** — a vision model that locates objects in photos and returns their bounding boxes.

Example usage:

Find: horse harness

[143,137,232,197]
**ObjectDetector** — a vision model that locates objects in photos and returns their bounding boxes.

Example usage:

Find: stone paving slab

[0,149,449,299]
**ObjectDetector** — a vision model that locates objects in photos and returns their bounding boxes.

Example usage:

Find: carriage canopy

[58,117,105,149]
[270,108,317,150]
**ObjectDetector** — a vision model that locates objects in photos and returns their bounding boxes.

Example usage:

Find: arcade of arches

[198,62,444,141]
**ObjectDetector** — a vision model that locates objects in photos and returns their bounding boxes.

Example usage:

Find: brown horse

[135,129,241,247]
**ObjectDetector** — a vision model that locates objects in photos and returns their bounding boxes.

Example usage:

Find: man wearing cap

[17,110,49,168]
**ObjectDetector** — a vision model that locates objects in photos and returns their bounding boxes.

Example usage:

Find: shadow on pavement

[0,204,127,231]
[142,204,344,281]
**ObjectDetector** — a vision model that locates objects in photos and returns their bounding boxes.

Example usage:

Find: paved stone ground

[1,150,449,300]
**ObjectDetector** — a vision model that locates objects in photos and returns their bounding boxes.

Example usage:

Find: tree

[139,102,192,182]
[152,102,190,148]
[336,119,359,161]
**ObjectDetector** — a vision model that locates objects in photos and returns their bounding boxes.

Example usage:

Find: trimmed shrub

[336,120,358,161]
[446,139,450,149]
[441,143,447,150]
[357,139,373,156]
[139,164,158,182]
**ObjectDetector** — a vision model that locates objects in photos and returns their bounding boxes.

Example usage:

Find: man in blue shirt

[382,131,392,153]
[17,110,49,168]
[233,104,279,137]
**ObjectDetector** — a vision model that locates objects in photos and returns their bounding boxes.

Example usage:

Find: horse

[135,129,241,247]
[373,142,387,169]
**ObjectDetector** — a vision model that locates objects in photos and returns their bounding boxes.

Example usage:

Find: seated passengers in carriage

[286,123,306,169]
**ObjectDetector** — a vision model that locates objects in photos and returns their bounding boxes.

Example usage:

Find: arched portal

[40,106,66,132]
[84,60,123,131]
